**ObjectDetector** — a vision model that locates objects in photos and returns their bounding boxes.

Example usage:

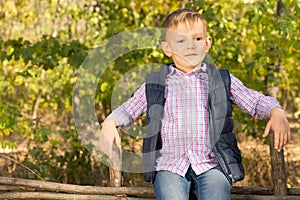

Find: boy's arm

[230,75,290,151]
[99,83,147,157]
[263,107,291,152]
[100,118,121,158]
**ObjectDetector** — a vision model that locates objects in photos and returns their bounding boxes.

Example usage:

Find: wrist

[102,118,117,128]
[270,106,284,117]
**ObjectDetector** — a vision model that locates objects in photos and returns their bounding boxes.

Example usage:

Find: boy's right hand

[100,118,121,158]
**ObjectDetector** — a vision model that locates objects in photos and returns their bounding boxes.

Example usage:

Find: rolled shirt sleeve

[107,83,147,127]
[230,74,281,119]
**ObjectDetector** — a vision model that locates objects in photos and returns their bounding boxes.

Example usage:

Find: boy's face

[162,20,212,73]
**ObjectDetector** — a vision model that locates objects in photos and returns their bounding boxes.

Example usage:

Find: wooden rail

[0,176,300,199]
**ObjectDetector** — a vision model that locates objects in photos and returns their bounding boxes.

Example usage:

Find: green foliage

[0,0,299,187]
[3,36,88,70]
[0,70,30,148]
[23,128,105,185]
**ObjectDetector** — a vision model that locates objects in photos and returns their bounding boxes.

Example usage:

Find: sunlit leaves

[2,37,88,70]
[0,0,299,185]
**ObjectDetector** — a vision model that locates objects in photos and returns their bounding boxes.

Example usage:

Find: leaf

[50,139,61,146]
[100,82,109,92]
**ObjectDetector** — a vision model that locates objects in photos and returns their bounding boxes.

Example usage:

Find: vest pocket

[215,133,244,182]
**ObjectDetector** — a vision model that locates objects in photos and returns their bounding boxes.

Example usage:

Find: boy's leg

[191,166,231,200]
[153,170,190,200]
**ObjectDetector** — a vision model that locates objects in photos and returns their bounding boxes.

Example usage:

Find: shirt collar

[167,63,207,77]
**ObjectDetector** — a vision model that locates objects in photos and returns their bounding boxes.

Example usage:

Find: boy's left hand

[263,107,291,152]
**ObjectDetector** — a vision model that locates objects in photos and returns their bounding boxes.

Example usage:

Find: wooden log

[269,131,288,195]
[231,194,300,200]
[230,186,273,195]
[288,188,300,196]
[0,192,156,200]
[0,185,29,191]
[231,186,300,196]
[1,192,300,200]
[3,184,298,196]
[109,144,122,187]
[1,176,300,198]
[0,177,153,197]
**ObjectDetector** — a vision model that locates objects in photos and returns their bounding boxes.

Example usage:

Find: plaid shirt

[108,64,280,177]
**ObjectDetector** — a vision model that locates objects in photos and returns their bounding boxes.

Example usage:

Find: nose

[187,38,196,49]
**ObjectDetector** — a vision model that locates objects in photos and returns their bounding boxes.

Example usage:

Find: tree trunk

[32,69,45,122]
[265,0,287,196]
[109,144,122,187]
[52,0,61,37]
[269,132,288,196]
[34,0,41,38]
[67,0,73,41]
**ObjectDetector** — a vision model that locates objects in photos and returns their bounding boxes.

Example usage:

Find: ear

[205,36,212,52]
[161,41,173,57]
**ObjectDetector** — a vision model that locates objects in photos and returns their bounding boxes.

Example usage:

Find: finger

[99,132,113,156]
[102,140,112,157]
[263,121,271,138]
[284,130,289,146]
[282,132,287,147]
[274,131,280,151]
[278,133,285,151]
[114,131,121,148]
[100,141,111,157]
[284,127,291,146]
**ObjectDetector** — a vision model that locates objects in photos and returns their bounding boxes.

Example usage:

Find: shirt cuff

[107,107,133,127]
[265,99,282,118]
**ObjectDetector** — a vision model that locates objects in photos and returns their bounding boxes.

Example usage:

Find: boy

[100,8,290,200]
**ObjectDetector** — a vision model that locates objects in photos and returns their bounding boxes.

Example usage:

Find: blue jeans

[153,166,231,200]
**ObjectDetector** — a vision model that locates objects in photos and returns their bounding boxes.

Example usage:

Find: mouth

[185,53,198,57]
[185,53,198,56]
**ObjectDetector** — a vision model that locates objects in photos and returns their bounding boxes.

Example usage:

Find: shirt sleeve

[107,83,147,127]
[230,74,281,119]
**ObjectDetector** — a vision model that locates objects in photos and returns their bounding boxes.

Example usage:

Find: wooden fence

[0,132,299,199]
[0,176,300,200]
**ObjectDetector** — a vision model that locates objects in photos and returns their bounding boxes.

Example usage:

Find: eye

[195,37,203,41]
[177,39,185,43]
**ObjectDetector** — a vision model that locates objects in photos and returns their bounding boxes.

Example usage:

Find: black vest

[142,62,244,183]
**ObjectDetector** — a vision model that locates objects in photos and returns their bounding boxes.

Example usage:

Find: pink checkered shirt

[108,64,280,177]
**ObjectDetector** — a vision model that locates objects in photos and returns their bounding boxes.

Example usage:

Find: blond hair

[162,8,207,39]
